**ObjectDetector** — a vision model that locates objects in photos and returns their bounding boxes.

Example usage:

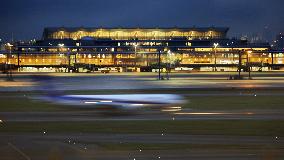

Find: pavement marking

[8,142,31,160]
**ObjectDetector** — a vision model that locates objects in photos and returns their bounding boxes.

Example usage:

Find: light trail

[100,101,113,103]
[174,112,255,115]
[8,142,31,160]
[161,106,182,112]
[84,101,98,104]
[161,107,181,112]
[161,109,182,112]
[131,104,144,106]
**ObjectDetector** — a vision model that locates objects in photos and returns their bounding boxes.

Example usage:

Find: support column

[271,53,274,71]
[271,53,274,65]
[238,50,242,79]
[158,50,161,80]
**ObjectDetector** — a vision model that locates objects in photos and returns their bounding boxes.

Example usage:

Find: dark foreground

[0,72,284,160]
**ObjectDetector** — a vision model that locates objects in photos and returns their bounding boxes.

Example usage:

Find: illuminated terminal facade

[1,27,283,72]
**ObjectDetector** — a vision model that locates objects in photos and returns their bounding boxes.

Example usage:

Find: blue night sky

[0,0,283,41]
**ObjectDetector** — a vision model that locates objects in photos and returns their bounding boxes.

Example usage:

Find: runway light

[0,120,2,123]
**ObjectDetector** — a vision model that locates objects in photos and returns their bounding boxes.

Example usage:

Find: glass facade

[43,27,229,40]
[2,27,283,72]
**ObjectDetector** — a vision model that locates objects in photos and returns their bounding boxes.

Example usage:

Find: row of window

[51,31,223,40]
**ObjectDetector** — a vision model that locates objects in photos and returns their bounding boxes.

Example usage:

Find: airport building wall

[2,27,284,72]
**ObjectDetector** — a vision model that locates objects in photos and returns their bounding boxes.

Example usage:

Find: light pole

[158,50,161,80]
[213,43,219,72]
[6,43,13,81]
[58,43,67,72]
[166,50,171,80]
[247,50,252,79]
[166,50,174,80]
[68,48,71,73]
[133,43,138,71]
[238,50,242,79]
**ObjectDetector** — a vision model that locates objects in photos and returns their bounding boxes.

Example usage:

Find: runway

[3,72,284,91]
[1,72,284,159]
[1,110,284,122]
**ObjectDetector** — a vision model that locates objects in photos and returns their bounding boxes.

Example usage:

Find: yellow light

[247,50,253,54]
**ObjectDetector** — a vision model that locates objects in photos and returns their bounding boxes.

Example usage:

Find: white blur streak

[84,102,98,104]
[131,104,144,106]
[100,101,113,103]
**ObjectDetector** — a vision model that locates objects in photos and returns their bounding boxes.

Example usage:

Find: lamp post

[6,43,13,81]
[158,50,161,80]
[68,48,71,73]
[238,50,242,79]
[213,43,219,72]
[166,50,171,80]
[133,43,138,71]
[58,43,67,72]
[247,50,252,79]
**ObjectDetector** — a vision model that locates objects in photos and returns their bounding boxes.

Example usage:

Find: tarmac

[1,72,284,160]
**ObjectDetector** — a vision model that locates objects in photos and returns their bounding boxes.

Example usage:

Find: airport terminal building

[1,27,283,72]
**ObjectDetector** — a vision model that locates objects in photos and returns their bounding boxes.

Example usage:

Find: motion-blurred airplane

[37,94,184,110]
[31,75,185,111]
